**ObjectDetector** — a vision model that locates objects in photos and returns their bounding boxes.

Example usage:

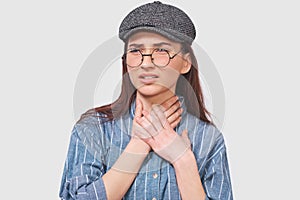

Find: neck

[136,90,175,113]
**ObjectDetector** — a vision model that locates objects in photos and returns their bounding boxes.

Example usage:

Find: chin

[136,84,173,97]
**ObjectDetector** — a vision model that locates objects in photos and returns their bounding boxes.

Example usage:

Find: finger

[148,107,164,132]
[181,129,191,147]
[164,100,181,119]
[136,116,158,137]
[135,98,143,118]
[181,129,188,138]
[142,110,149,117]
[132,122,152,139]
[167,107,183,126]
[170,116,182,129]
[161,95,178,113]
[142,108,163,135]
[152,104,168,130]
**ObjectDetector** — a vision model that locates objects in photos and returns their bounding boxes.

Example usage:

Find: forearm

[173,150,206,200]
[102,139,149,200]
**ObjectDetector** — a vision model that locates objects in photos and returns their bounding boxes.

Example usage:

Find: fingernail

[178,100,182,106]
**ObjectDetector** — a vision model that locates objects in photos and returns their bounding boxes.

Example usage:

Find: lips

[138,73,159,84]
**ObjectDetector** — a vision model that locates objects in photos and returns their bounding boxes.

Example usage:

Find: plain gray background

[1,0,299,199]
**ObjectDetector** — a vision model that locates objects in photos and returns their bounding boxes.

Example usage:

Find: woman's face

[126,31,191,97]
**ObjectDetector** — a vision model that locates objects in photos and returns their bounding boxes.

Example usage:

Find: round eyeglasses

[123,48,182,68]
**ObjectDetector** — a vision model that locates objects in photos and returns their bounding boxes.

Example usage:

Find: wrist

[172,149,195,169]
[127,138,151,154]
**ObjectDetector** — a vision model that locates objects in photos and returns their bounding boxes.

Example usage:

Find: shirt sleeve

[59,125,108,200]
[202,135,233,200]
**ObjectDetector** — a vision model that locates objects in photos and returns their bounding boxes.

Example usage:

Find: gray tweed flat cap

[119,1,196,45]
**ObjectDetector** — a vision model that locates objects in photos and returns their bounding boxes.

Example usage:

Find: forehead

[127,31,181,49]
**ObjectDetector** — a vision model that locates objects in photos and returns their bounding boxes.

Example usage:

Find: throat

[136,90,175,113]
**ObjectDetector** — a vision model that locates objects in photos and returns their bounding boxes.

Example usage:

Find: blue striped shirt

[59,97,233,199]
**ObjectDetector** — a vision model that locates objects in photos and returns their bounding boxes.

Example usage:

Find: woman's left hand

[135,104,191,163]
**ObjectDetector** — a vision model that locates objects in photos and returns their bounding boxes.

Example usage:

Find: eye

[127,49,140,54]
[155,48,169,53]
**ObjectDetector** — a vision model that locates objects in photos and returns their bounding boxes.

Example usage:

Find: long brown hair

[79,42,213,125]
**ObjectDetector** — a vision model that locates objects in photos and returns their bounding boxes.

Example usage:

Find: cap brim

[119,26,193,45]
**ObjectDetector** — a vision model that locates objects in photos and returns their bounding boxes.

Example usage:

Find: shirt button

[152,198,157,200]
[152,173,158,179]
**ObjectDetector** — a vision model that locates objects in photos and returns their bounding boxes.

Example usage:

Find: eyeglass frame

[122,48,183,68]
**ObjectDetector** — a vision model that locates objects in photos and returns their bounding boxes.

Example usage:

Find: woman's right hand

[129,98,151,153]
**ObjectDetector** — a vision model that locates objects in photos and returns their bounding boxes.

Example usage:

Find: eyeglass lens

[126,49,170,68]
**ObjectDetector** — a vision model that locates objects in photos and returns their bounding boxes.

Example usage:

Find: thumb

[181,129,191,147]
[181,129,188,137]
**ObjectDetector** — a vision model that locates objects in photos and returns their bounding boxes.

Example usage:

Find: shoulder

[67,111,114,160]
[72,110,112,146]
[75,112,103,132]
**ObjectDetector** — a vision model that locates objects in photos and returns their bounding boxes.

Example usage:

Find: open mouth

[138,74,159,84]
[139,75,159,79]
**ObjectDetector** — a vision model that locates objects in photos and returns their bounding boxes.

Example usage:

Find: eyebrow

[128,42,173,48]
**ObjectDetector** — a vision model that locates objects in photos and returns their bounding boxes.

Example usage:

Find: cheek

[158,68,180,87]
[127,68,140,88]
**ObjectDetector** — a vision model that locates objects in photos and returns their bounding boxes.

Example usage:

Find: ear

[180,53,192,74]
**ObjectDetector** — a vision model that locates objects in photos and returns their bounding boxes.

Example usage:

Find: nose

[140,54,155,69]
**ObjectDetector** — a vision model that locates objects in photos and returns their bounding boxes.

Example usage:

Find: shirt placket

[144,153,161,200]
[148,169,160,200]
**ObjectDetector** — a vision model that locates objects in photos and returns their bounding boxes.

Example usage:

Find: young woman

[59,1,233,199]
